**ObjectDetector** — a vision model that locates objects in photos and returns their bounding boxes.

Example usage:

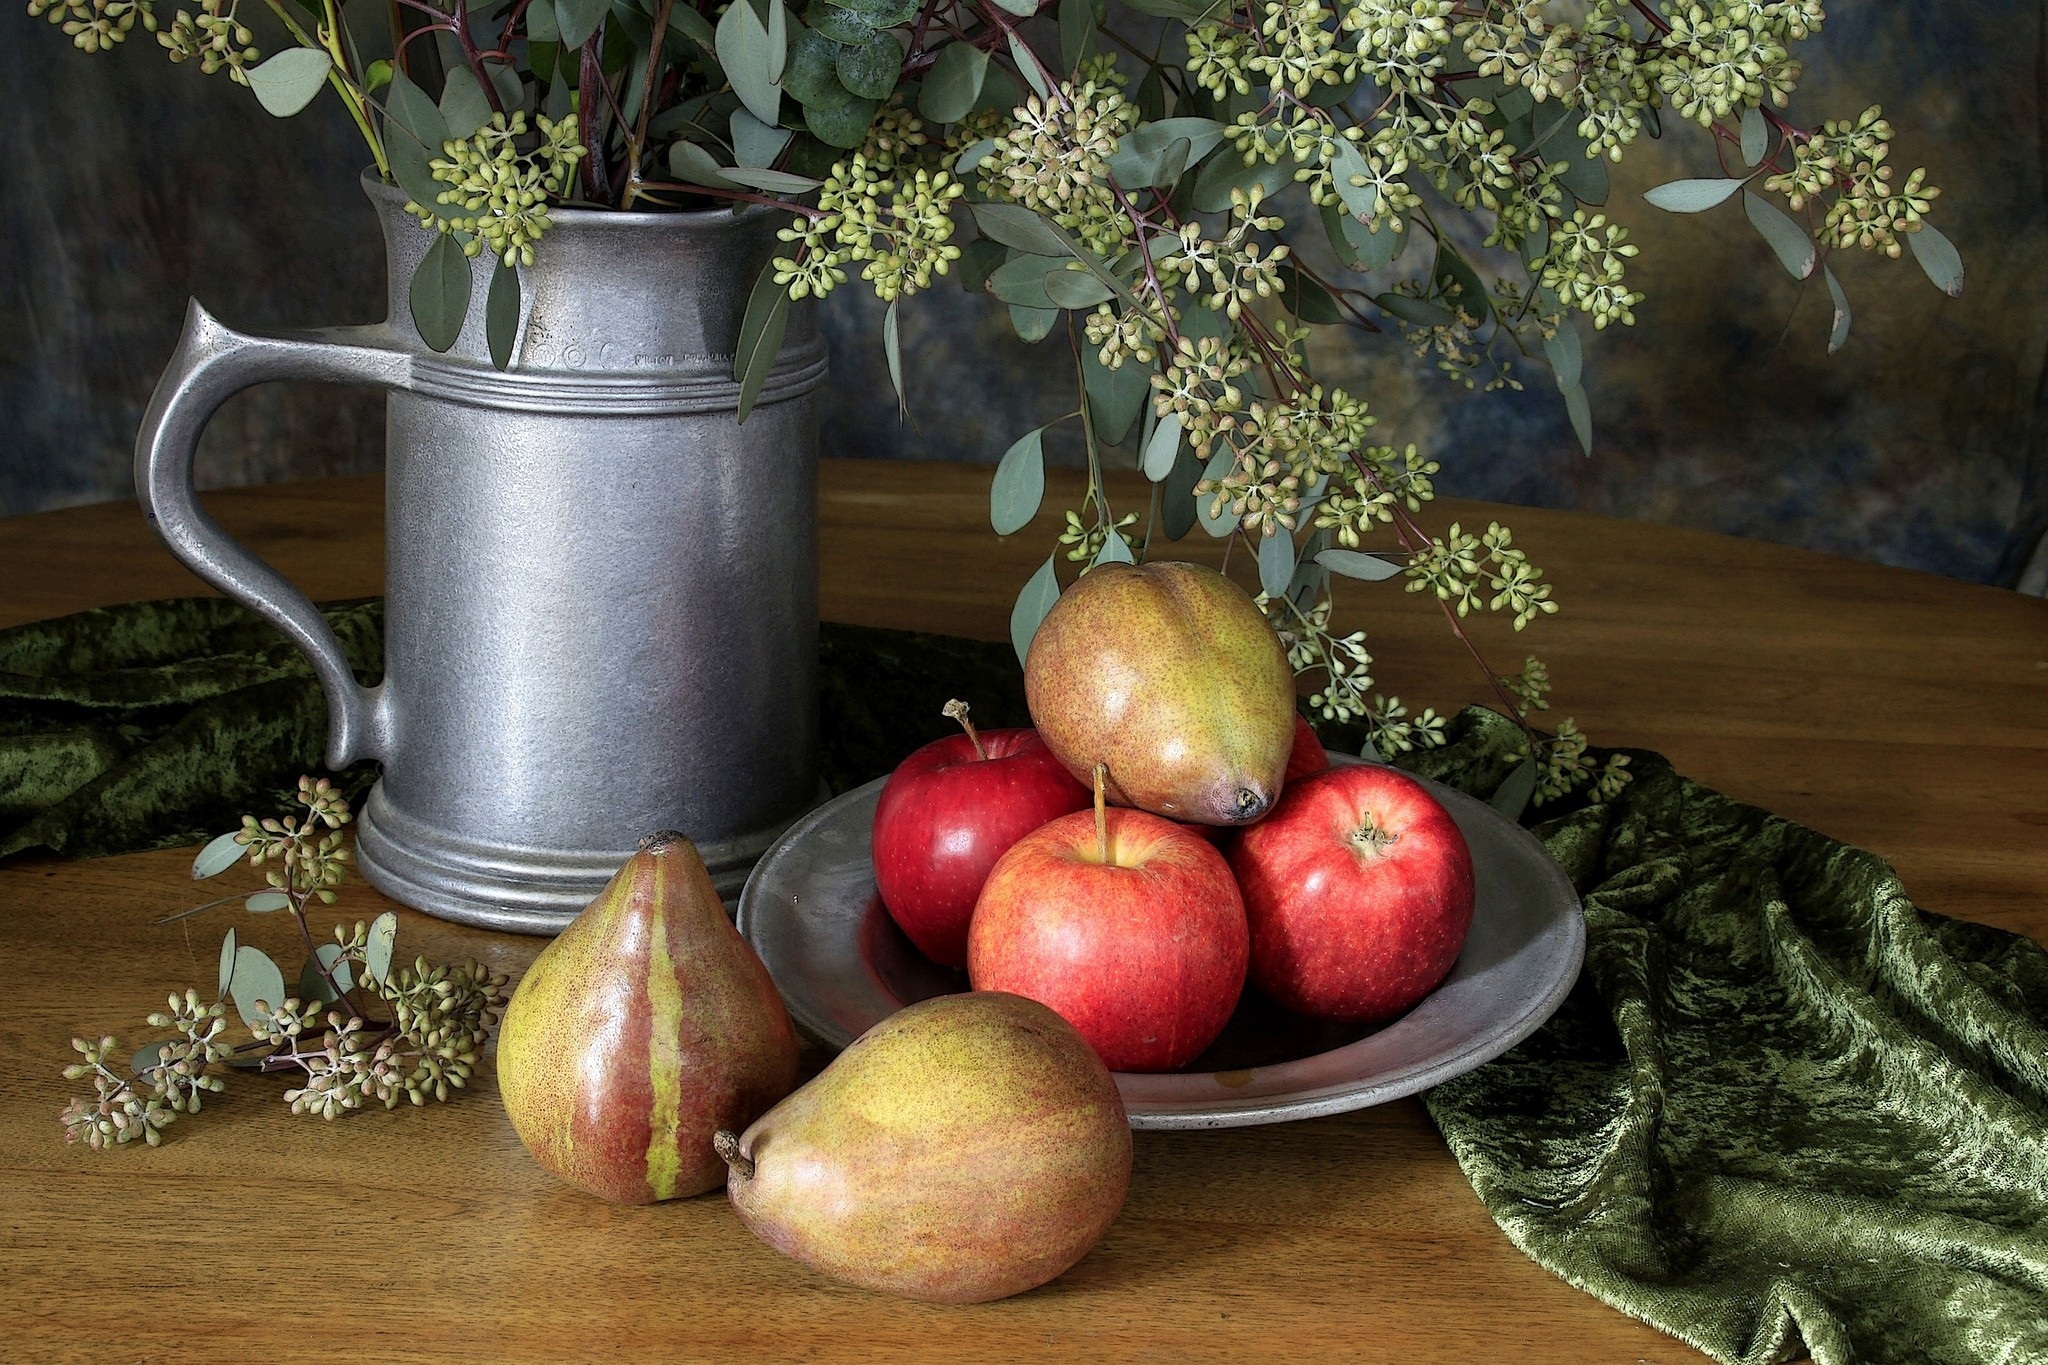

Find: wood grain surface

[2,463,2044,1362]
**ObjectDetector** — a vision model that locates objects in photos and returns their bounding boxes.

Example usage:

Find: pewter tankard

[136,178,825,933]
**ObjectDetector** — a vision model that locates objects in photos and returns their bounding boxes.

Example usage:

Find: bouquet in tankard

[32,0,1959,797]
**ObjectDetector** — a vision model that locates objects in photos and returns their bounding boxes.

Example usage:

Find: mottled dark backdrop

[5,0,2045,585]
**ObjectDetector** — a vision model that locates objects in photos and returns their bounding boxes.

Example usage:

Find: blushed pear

[715,992,1132,1304]
[1025,560,1295,825]
[497,831,800,1202]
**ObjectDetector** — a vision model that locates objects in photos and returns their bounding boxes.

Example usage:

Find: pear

[1025,560,1294,825]
[715,992,1132,1304]
[497,831,800,1203]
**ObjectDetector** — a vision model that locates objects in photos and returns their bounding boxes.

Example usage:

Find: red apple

[1285,714,1329,783]
[968,800,1248,1072]
[1228,764,1474,1023]
[872,703,1090,968]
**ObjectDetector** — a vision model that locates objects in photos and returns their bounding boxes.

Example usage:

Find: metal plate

[736,758,1584,1130]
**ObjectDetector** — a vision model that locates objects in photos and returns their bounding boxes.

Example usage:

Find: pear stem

[942,698,988,761]
[1093,764,1110,865]
[713,1129,754,1181]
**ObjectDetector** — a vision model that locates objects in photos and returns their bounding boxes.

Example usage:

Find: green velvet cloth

[5,598,2045,1364]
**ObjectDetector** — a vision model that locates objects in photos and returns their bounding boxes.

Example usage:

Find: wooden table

[3,461,2043,1361]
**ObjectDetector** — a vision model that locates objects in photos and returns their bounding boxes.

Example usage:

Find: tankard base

[352,781,805,934]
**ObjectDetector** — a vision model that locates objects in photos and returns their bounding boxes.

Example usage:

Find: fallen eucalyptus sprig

[58,777,510,1150]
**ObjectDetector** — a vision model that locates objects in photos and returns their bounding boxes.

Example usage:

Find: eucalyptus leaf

[670,3,716,52]
[217,928,238,1001]
[245,890,291,912]
[486,260,520,370]
[971,202,1071,258]
[721,167,823,193]
[365,911,399,984]
[1197,447,1235,537]
[365,57,394,92]
[1564,379,1593,456]
[1281,264,1342,325]
[1043,265,1115,309]
[669,138,741,188]
[988,253,1061,307]
[990,426,1046,534]
[1542,318,1582,391]
[958,237,1006,293]
[784,28,845,104]
[1082,344,1148,445]
[246,48,332,118]
[1093,524,1136,568]
[1009,554,1062,665]
[526,0,559,42]
[1163,445,1200,540]
[1909,224,1965,298]
[990,0,1037,13]
[834,0,918,23]
[192,829,246,880]
[485,60,524,114]
[1432,243,1490,321]
[1009,32,1049,99]
[1375,292,1455,328]
[1114,0,1204,14]
[1553,135,1608,205]
[1153,137,1192,191]
[1257,529,1295,598]
[731,106,793,166]
[766,0,788,82]
[1740,107,1768,167]
[954,137,997,174]
[1328,137,1379,223]
[439,66,493,139]
[1009,304,1058,342]
[1491,756,1538,822]
[409,232,471,354]
[919,41,987,123]
[1107,119,1225,191]
[1136,63,1167,121]
[1824,265,1851,355]
[228,945,287,1029]
[1742,190,1814,280]
[1192,154,1293,214]
[1058,0,1096,74]
[1142,411,1182,481]
[734,262,791,422]
[299,943,355,1006]
[382,71,451,215]
[883,298,905,412]
[717,0,782,126]
[1315,547,1403,581]
[806,94,881,148]
[1288,528,1330,609]
[556,0,609,48]
[1642,176,1747,213]
[1320,201,1400,272]
[837,29,902,100]
[807,3,874,43]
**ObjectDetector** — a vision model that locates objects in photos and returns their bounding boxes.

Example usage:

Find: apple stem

[942,698,988,761]
[1093,763,1110,865]
[713,1129,754,1181]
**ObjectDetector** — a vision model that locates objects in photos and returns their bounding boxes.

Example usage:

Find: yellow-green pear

[1025,560,1294,824]
[715,992,1132,1304]
[497,831,800,1203]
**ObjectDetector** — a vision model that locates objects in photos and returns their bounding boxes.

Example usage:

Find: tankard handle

[135,300,413,769]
